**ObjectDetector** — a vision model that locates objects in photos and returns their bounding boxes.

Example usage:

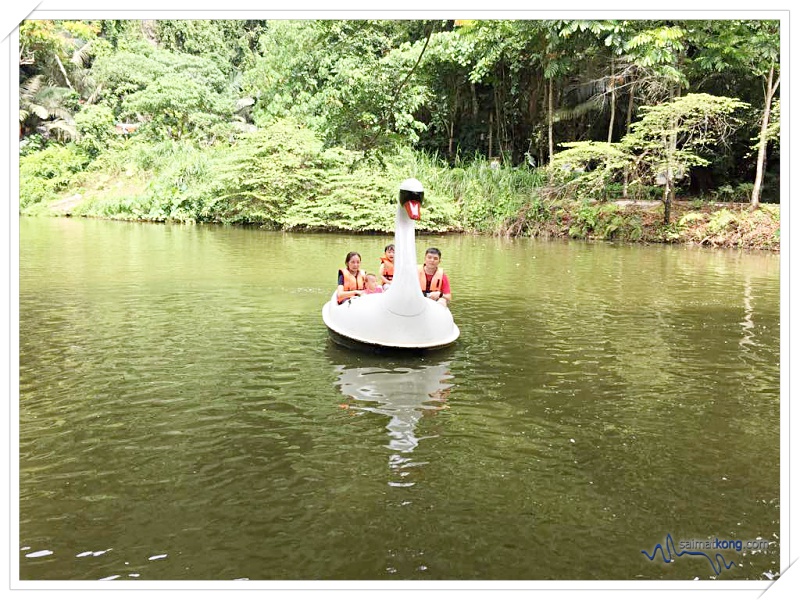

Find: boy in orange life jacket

[418,247,452,306]
[337,251,366,304]
[364,273,384,294]
[378,244,395,289]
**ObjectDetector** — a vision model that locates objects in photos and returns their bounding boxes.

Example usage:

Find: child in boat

[364,273,384,294]
[419,247,452,306]
[337,251,366,304]
[378,244,395,289]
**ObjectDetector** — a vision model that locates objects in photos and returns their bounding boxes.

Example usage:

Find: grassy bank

[500,197,779,250]
[21,120,779,251]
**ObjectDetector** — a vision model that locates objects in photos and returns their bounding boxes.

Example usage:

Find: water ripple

[19,221,779,580]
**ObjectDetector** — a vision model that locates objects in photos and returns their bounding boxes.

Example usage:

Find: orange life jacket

[418,266,444,295]
[337,269,365,304]
[379,254,394,281]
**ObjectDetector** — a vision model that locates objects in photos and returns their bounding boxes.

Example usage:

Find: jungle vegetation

[18,19,780,248]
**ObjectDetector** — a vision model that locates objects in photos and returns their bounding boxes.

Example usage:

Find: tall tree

[417,29,475,158]
[623,93,749,223]
[243,20,433,157]
[624,23,688,208]
[688,20,780,207]
[19,20,101,141]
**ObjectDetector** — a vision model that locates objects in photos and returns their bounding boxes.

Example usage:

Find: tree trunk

[496,67,505,159]
[752,63,779,209]
[662,126,674,226]
[625,80,636,135]
[471,82,478,118]
[547,78,554,166]
[622,80,636,198]
[495,87,503,158]
[664,131,674,225]
[672,85,683,206]
[54,54,74,91]
[488,112,493,159]
[539,75,550,165]
[448,120,454,156]
[605,61,616,181]
[666,85,679,215]
[528,76,541,126]
[607,59,616,144]
[449,87,458,158]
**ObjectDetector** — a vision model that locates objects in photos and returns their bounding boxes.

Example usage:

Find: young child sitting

[364,273,384,294]
[378,244,395,289]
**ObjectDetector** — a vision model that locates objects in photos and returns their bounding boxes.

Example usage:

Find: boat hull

[325,326,456,354]
[321,291,460,352]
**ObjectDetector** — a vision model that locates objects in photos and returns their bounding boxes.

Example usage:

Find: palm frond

[20,75,44,97]
[236,97,255,111]
[29,103,51,120]
[50,107,75,123]
[554,95,604,122]
[71,40,93,66]
[44,119,78,142]
[86,82,103,105]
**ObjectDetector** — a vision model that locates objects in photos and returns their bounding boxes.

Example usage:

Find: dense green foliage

[38,119,459,231]
[18,18,780,246]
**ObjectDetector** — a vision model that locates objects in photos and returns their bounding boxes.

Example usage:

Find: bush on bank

[20,119,779,250]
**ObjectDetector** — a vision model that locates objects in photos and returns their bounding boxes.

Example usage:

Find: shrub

[19,144,89,209]
[567,201,645,241]
[74,104,116,158]
[707,209,739,234]
[713,184,736,202]
[547,141,631,201]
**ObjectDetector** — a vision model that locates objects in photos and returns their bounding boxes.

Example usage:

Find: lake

[18,217,780,580]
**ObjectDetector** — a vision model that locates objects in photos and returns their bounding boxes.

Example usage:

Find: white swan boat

[321,178,460,351]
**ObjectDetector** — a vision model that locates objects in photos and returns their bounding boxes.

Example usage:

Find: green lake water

[18,217,780,580]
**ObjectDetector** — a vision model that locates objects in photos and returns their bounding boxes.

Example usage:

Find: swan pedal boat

[322,179,460,352]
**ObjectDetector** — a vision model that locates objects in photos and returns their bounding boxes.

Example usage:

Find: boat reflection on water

[333,361,454,487]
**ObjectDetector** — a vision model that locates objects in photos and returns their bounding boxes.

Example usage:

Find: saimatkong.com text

[678,537,770,553]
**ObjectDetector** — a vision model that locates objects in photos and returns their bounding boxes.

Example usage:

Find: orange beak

[404,200,421,220]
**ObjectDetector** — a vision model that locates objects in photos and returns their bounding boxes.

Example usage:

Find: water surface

[19,217,780,580]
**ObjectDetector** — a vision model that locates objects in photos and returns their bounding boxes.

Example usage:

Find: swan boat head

[322,178,460,351]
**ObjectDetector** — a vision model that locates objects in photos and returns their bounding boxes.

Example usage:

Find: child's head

[384,243,395,259]
[365,273,379,290]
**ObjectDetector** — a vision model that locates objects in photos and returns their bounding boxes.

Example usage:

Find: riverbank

[39,190,780,252]
[501,198,779,250]
[20,124,778,251]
